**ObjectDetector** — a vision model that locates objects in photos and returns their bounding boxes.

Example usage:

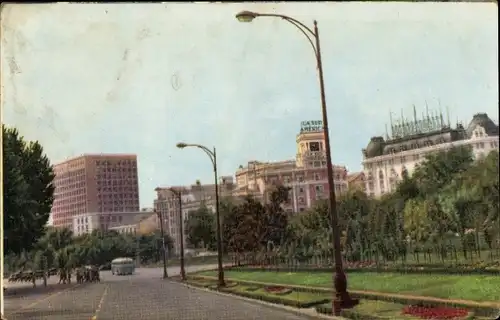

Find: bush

[233,263,500,276]
[245,286,260,292]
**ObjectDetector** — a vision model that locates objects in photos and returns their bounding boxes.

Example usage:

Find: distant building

[154,178,235,255]
[233,120,348,213]
[347,172,366,193]
[51,154,140,229]
[72,211,150,236]
[362,109,499,198]
[109,211,157,235]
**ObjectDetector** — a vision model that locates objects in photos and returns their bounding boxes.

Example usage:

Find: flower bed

[402,305,469,319]
[264,286,293,295]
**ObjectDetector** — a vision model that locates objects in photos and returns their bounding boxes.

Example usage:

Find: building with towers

[233,120,349,213]
[361,105,499,198]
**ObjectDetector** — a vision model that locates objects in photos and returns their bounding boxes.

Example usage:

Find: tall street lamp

[176,142,225,287]
[235,10,359,315]
[154,209,169,279]
[169,187,186,281]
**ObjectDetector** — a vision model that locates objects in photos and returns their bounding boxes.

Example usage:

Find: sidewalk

[193,275,500,310]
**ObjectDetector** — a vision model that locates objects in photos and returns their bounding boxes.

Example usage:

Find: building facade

[362,111,499,198]
[347,172,366,193]
[109,211,157,235]
[71,210,150,236]
[51,154,140,228]
[154,177,235,255]
[233,120,349,213]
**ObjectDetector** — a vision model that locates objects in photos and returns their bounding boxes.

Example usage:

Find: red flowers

[402,305,469,319]
[264,286,292,295]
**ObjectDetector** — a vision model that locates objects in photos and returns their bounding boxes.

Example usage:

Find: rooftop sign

[300,120,323,133]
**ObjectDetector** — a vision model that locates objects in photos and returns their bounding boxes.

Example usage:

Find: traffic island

[184,275,500,319]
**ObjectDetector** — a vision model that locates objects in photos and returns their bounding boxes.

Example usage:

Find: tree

[403,199,432,244]
[3,126,55,255]
[263,185,290,247]
[185,205,216,250]
[412,145,474,196]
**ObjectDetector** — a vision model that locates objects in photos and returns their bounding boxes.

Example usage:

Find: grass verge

[185,278,329,309]
[196,270,500,302]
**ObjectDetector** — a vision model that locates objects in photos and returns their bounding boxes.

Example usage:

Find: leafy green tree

[3,126,55,255]
[412,145,474,196]
[403,198,432,244]
[185,205,216,250]
[263,185,291,246]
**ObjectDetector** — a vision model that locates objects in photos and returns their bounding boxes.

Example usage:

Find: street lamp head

[235,10,258,23]
[176,142,188,149]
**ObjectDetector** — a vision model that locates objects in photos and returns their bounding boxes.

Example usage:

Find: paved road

[3,265,310,320]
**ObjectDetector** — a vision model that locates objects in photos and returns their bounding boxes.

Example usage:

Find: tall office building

[51,154,140,228]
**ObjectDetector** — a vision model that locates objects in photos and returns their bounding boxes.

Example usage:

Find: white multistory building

[362,111,499,198]
[71,211,152,236]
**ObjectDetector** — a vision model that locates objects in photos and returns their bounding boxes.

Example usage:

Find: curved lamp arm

[176,142,216,170]
[235,11,318,59]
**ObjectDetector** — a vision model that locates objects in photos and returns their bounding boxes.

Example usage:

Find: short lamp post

[176,142,225,287]
[154,209,168,279]
[169,187,186,281]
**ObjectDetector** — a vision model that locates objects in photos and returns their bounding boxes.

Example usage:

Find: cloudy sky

[1,2,498,207]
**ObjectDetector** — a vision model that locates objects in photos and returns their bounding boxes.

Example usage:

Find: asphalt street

[3,265,311,320]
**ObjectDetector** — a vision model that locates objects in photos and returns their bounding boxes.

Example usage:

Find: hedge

[218,286,330,309]
[228,265,500,276]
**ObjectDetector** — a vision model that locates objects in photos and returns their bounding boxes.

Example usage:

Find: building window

[378,170,384,179]
[314,173,321,181]
[298,197,305,204]
[315,185,324,193]
[309,142,320,152]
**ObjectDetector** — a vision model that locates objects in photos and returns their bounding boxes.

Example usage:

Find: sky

[1,2,498,208]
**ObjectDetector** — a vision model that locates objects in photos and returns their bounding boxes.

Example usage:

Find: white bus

[111,258,135,276]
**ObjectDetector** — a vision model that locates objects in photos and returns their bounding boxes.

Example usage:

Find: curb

[168,279,347,320]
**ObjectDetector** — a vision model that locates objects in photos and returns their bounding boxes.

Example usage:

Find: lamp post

[154,209,168,279]
[235,10,359,315]
[176,142,225,287]
[169,187,186,281]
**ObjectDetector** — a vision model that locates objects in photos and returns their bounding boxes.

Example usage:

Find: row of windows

[96,167,136,174]
[99,205,139,212]
[97,193,138,199]
[95,159,136,166]
[99,215,123,223]
[97,186,138,194]
[97,179,137,187]
[54,182,86,192]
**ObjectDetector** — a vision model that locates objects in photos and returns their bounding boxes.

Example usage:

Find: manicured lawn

[196,270,500,302]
